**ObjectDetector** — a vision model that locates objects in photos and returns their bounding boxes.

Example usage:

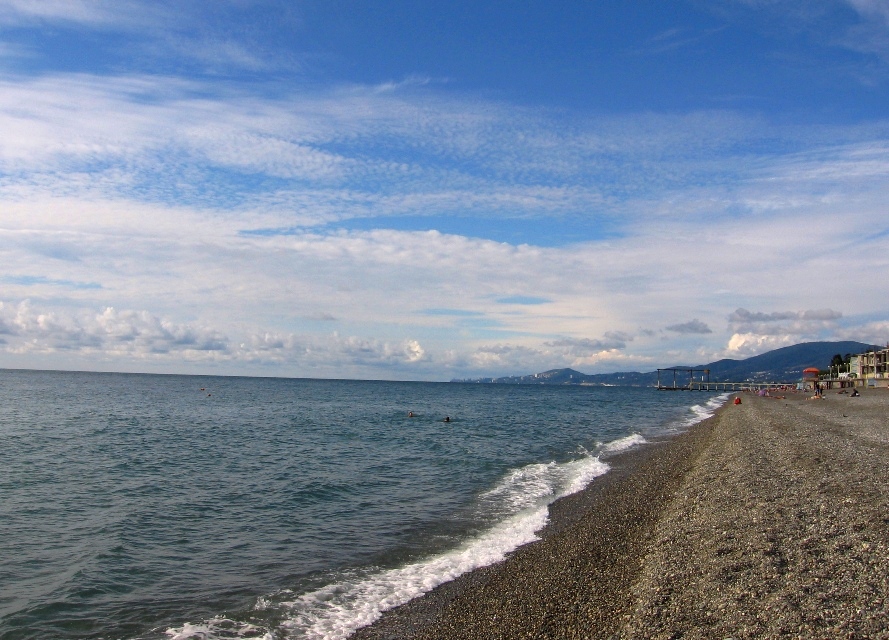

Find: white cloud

[0,66,886,378]
[2,182,885,378]
[725,332,799,357]
[721,306,860,359]
[0,301,228,357]
[237,331,427,367]
[837,320,889,347]
[1,72,831,220]
[0,300,433,376]
[843,0,889,62]
[0,0,145,26]
[0,75,352,186]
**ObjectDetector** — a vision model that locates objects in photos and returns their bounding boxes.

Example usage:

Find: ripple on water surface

[0,371,724,640]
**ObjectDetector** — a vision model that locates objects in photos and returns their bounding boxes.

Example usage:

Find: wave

[164,394,728,640]
[166,452,611,640]
[276,453,608,639]
[598,433,647,455]
[684,393,730,427]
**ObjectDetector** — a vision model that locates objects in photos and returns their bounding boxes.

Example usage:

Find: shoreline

[351,389,889,639]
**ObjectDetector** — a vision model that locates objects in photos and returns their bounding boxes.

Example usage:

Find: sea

[0,369,725,640]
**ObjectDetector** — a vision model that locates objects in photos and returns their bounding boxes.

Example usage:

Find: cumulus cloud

[0,300,431,374]
[235,331,430,372]
[665,319,713,334]
[720,306,862,359]
[0,301,228,357]
[725,333,799,357]
[331,335,427,365]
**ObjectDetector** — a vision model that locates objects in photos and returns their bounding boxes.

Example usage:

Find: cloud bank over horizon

[0,0,887,379]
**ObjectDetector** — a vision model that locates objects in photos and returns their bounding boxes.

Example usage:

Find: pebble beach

[352,388,889,639]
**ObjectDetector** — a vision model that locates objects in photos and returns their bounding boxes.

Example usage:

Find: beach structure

[656,367,708,390]
[801,366,820,390]
[802,367,820,380]
[656,367,785,391]
[851,355,861,377]
[853,346,889,385]
[825,344,889,388]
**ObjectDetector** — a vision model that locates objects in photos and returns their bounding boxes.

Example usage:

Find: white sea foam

[165,618,273,640]
[163,397,725,640]
[267,453,609,640]
[278,508,548,639]
[683,393,731,427]
[476,454,608,515]
[599,433,647,455]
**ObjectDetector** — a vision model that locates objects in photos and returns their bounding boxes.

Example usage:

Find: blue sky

[0,0,887,379]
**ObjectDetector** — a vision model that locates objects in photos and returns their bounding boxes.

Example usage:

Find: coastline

[351,389,889,639]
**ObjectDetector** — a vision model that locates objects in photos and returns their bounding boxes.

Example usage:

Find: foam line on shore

[275,452,612,640]
[353,390,889,639]
[684,393,730,426]
[164,395,730,640]
[278,396,729,639]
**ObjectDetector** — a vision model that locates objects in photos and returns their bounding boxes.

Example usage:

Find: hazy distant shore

[352,389,889,639]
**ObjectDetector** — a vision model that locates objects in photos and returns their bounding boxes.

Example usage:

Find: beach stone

[351,390,889,639]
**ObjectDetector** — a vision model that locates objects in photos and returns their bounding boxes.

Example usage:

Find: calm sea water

[0,370,723,640]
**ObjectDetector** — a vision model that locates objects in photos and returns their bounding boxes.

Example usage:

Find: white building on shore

[850,346,889,386]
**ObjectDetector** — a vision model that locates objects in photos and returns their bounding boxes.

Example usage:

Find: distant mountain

[453,341,878,386]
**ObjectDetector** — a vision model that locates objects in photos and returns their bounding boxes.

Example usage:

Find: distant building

[851,345,889,386]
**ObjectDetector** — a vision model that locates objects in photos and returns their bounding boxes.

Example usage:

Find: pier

[656,367,789,391]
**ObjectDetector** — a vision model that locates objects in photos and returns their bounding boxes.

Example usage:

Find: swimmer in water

[408,411,415,417]
[444,416,450,422]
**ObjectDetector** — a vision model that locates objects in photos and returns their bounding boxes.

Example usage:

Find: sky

[0,0,887,380]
